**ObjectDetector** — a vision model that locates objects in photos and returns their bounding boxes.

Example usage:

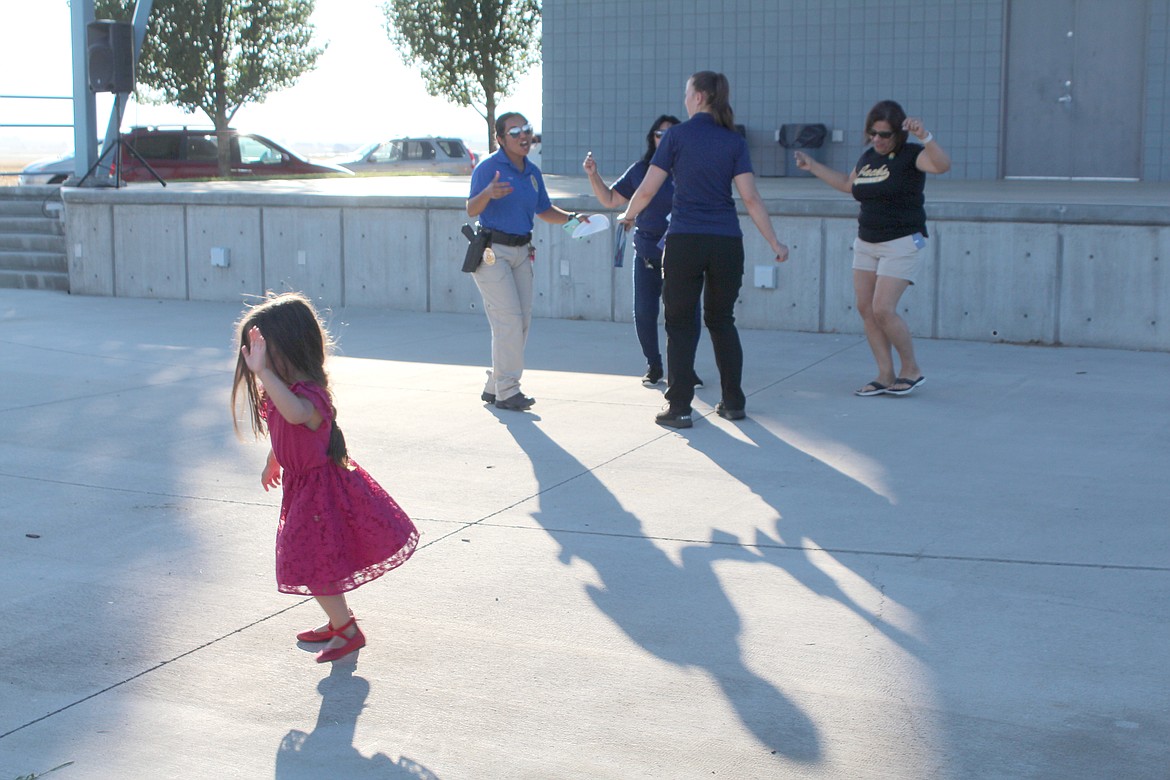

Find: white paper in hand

[571,214,609,239]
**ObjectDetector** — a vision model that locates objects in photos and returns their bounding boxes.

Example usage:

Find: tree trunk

[485,82,497,152]
[212,0,231,178]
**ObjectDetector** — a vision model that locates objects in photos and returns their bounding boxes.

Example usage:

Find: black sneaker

[715,402,745,420]
[481,391,496,403]
[495,393,536,411]
[642,364,664,386]
[655,407,693,428]
[694,375,704,388]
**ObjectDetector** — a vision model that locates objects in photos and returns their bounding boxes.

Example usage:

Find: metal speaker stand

[77,95,167,188]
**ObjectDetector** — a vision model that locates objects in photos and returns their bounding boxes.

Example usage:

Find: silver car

[17,152,77,186]
[336,137,474,175]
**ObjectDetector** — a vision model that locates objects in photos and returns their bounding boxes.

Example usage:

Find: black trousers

[662,233,746,412]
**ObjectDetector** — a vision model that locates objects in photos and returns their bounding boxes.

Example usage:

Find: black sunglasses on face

[654,129,667,138]
[506,124,534,138]
[868,130,895,139]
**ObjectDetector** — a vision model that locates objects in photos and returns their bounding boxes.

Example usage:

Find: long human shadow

[275,663,439,779]
[502,415,821,762]
[683,416,927,660]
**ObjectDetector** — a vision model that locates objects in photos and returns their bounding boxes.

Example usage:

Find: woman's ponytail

[691,71,736,130]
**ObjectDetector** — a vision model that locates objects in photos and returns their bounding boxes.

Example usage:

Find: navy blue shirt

[650,112,752,237]
[469,148,552,235]
[851,143,928,243]
[612,159,674,259]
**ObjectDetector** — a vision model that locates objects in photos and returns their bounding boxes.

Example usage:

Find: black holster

[461,223,491,273]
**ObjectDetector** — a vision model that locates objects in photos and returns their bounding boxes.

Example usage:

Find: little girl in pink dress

[232,292,418,663]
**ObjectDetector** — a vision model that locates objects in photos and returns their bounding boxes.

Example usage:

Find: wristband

[920,132,934,145]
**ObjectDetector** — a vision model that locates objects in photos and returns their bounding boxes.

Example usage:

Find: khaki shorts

[852,234,923,283]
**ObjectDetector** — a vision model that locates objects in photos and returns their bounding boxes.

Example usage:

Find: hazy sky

[0,0,542,154]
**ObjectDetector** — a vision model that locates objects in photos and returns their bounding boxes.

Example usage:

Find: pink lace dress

[264,382,418,595]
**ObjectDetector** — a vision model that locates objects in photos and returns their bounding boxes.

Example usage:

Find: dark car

[116,126,352,181]
[20,127,352,184]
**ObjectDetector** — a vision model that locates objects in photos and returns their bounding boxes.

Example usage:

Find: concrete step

[0,250,68,274]
[0,269,69,291]
[0,202,65,222]
[0,186,67,292]
[0,199,52,218]
[0,216,65,235]
[0,185,63,200]
[0,233,66,252]
[0,188,64,218]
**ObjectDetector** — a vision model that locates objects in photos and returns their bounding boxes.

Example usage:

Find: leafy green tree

[383,0,541,152]
[94,0,325,177]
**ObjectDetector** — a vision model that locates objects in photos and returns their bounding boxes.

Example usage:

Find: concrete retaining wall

[60,186,1170,352]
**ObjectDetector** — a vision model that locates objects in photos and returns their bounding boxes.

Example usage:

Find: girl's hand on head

[242,325,268,374]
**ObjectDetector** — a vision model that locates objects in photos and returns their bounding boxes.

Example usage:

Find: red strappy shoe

[315,617,366,663]
[297,610,353,642]
[296,625,335,643]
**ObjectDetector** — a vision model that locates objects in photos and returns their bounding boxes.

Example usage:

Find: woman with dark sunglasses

[618,71,789,428]
[582,115,703,389]
[467,111,592,412]
[794,99,951,397]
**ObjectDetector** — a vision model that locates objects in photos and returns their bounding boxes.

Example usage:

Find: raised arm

[793,151,855,193]
[582,152,629,209]
[903,117,951,175]
[241,326,322,430]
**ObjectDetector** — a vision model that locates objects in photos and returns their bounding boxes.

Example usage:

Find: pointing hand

[487,170,514,199]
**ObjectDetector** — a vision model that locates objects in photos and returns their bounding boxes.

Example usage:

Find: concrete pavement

[1,288,1167,779]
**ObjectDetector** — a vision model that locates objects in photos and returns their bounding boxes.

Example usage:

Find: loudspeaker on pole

[87,20,135,93]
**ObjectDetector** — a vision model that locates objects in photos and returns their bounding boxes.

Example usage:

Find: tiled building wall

[543,0,1167,182]
[1146,2,1170,182]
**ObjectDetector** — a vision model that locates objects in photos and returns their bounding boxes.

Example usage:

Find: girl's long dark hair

[690,71,735,130]
[643,114,681,162]
[231,291,349,469]
[864,99,910,153]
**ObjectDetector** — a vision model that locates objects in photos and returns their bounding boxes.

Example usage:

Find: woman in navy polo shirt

[582,114,703,388]
[795,100,950,397]
[467,111,589,412]
[619,71,789,428]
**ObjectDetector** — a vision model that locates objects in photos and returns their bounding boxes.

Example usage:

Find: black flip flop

[888,376,926,395]
[854,381,889,397]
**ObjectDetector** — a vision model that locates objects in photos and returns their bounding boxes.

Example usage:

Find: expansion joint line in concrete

[0,601,311,742]
[462,522,1170,573]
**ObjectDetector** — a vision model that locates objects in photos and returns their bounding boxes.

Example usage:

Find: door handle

[1057,94,1072,104]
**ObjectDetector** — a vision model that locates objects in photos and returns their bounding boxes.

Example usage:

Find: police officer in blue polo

[467,112,590,411]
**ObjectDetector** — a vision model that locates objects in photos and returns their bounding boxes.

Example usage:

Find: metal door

[1004,0,1145,179]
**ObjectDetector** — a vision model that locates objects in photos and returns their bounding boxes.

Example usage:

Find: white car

[336,137,474,175]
